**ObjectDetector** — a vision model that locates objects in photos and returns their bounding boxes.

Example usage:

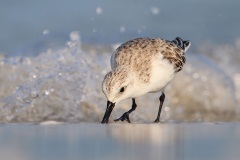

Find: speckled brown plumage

[111,37,186,84]
[104,67,129,92]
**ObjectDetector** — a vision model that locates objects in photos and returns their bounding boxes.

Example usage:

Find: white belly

[131,56,175,98]
[147,56,175,93]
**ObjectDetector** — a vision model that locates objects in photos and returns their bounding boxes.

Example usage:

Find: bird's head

[102,67,134,104]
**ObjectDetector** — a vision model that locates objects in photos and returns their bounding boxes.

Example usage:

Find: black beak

[101,101,115,123]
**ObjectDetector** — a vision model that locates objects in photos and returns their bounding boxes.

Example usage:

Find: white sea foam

[0,32,239,122]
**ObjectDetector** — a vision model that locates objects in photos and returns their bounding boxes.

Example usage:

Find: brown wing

[161,42,186,72]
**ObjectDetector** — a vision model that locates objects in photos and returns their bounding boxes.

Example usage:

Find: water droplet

[137,29,142,34]
[44,90,50,95]
[70,31,80,42]
[150,7,160,15]
[193,73,199,79]
[164,107,170,112]
[43,29,50,35]
[96,7,103,15]
[92,28,97,33]
[120,26,126,33]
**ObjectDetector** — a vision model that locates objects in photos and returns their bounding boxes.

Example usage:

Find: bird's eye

[119,87,125,93]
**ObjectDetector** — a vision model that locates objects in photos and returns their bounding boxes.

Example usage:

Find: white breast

[147,54,175,93]
[130,54,175,98]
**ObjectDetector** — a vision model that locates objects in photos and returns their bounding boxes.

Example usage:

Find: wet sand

[0,122,240,160]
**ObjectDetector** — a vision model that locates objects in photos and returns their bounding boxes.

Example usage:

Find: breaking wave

[0,32,239,122]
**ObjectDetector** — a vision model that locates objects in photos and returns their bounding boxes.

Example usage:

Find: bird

[101,37,191,123]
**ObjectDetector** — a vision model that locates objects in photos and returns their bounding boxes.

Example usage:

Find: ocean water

[0,1,240,123]
[1,1,240,160]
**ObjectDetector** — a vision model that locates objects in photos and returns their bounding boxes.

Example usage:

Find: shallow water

[0,1,240,122]
[1,1,240,160]
[1,123,240,160]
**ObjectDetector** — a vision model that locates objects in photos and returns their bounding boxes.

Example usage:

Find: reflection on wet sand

[0,123,240,160]
[107,124,184,160]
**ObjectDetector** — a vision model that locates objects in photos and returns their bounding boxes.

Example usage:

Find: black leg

[114,98,137,123]
[154,93,165,123]
[101,101,115,124]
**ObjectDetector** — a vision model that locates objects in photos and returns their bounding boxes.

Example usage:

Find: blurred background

[1,0,240,56]
[1,1,240,160]
[0,0,240,122]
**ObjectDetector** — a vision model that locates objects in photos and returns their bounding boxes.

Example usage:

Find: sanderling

[101,37,191,123]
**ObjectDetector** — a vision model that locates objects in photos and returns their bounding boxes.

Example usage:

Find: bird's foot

[154,118,160,123]
[101,119,108,124]
[114,112,131,123]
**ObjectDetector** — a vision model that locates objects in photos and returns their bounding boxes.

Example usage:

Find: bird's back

[111,37,188,73]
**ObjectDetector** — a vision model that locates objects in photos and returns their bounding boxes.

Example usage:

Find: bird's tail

[172,37,191,52]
